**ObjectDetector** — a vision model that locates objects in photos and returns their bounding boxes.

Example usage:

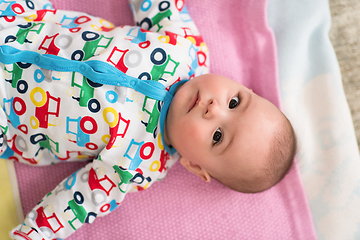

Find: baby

[0,0,295,239]
[164,73,296,193]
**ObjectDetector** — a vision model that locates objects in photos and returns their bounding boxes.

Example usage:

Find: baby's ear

[179,157,211,182]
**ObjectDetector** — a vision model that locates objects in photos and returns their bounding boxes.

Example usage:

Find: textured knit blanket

[3,0,356,239]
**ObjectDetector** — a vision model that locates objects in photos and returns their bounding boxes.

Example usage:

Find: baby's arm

[129,0,202,40]
[128,0,209,79]
[9,153,148,240]
[10,163,102,239]
[0,1,133,239]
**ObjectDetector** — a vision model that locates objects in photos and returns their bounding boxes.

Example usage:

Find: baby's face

[164,74,284,185]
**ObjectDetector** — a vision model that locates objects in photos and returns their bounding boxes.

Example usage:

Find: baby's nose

[204,99,219,117]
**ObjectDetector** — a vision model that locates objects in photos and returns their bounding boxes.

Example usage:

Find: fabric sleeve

[128,0,210,79]
[0,0,53,14]
[129,0,203,39]
[0,0,54,18]
[9,147,159,240]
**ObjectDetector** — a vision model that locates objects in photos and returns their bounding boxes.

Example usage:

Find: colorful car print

[30,87,61,129]
[64,191,97,231]
[71,31,113,61]
[66,116,98,150]
[27,206,64,239]
[70,72,102,113]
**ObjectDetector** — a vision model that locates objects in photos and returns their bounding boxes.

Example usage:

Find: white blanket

[268,0,360,239]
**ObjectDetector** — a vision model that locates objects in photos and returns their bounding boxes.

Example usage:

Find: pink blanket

[14,0,317,238]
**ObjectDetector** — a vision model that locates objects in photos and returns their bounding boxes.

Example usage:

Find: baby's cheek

[187,123,205,143]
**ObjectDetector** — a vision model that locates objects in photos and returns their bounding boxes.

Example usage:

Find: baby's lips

[188,91,199,113]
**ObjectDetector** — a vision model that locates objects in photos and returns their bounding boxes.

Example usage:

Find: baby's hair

[265,115,297,189]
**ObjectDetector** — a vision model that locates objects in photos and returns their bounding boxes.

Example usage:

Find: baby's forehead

[226,145,269,162]
[222,121,283,169]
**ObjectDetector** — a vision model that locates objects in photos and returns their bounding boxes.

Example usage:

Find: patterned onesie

[0,0,209,239]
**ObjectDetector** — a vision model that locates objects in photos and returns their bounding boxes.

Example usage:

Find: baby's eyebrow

[242,92,253,112]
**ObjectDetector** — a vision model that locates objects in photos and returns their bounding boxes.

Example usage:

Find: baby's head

[164,74,296,193]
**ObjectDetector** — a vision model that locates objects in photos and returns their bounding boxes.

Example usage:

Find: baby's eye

[229,96,240,109]
[213,128,223,145]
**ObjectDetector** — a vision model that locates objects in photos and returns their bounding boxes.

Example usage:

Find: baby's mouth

[188,91,199,113]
